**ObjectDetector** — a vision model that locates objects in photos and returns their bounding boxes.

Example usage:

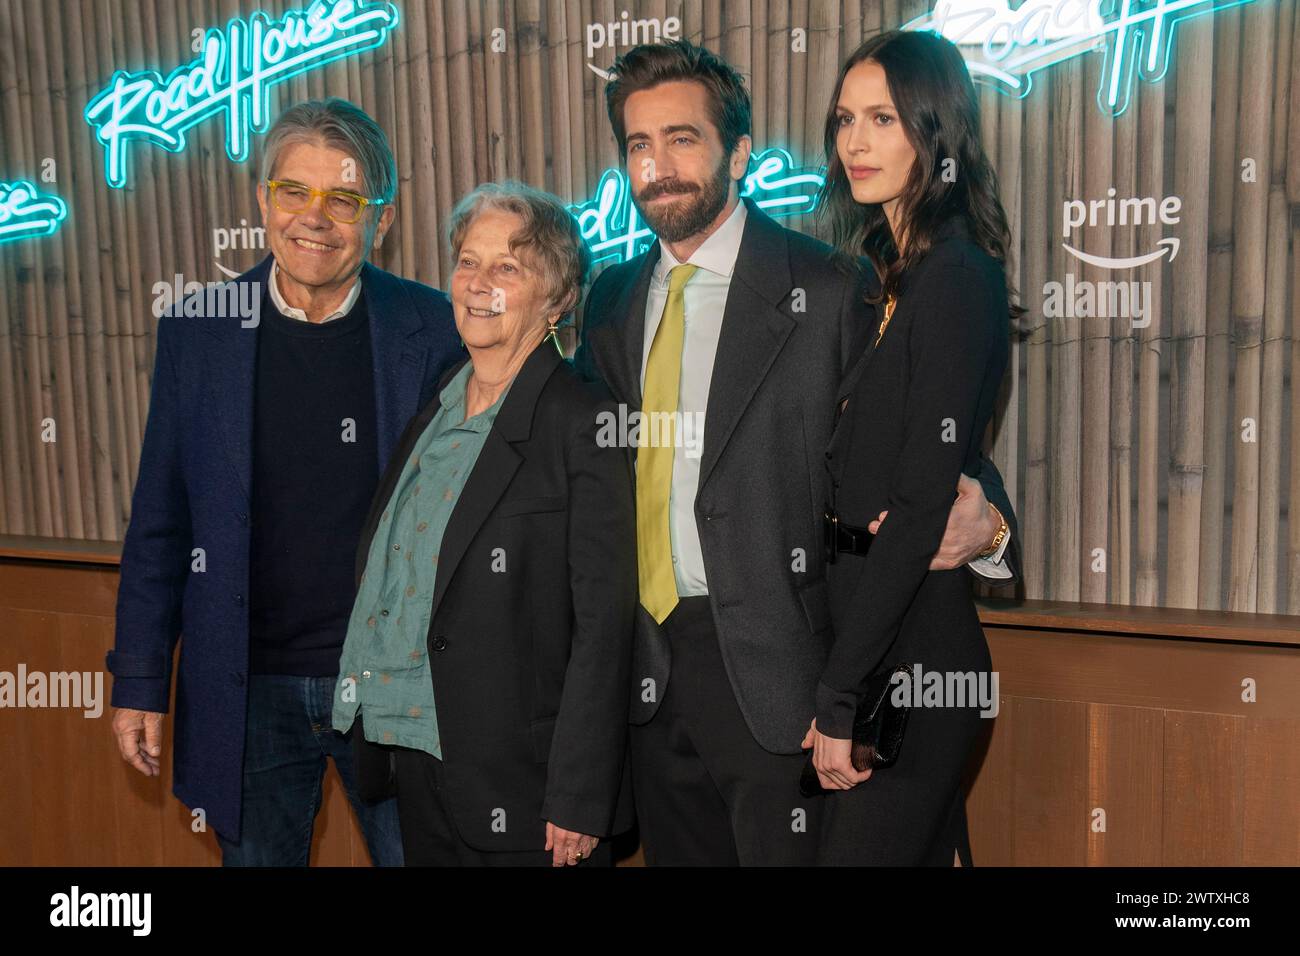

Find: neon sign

[904,0,1259,116]
[0,181,68,245]
[84,0,399,188]
[570,148,825,266]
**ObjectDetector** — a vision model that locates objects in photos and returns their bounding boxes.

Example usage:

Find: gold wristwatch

[977,502,1008,559]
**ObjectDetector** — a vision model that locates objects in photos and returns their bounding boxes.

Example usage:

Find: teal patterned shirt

[332,361,507,756]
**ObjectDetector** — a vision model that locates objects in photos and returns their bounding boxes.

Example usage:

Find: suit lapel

[363,261,431,473]
[428,343,561,621]
[698,199,795,490]
[827,321,879,470]
[428,429,523,622]
[203,256,272,505]
[835,217,968,407]
[205,257,431,505]
[596,248,658,410]
[587,198,799,490]
[836,318,881,407]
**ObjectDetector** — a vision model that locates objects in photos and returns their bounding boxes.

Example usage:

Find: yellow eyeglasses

[265,180,387,224]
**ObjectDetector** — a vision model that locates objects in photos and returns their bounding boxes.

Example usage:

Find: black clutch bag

[800,663,912,798]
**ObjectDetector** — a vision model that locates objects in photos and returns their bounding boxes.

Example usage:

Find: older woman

[332,181,636,866]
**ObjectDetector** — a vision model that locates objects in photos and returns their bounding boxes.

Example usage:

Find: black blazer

[352,342,637,851]
[817,217,1011,734]
[574,197,1019,757]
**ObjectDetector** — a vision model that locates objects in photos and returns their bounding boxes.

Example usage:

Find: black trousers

[393,746,613,867]
[816,701,980,866]
[629,597,820,865]
[816,658,986,866]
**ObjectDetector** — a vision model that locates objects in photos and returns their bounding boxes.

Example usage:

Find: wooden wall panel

[1241,717,1300,866]
[1087,703,1163,867]
[964,695,1013,866]
[0,607,43,865]
[1009,698,1089,866]
[1162,712,1246,866]
[0,560,357,865]
[3,559,1299,865]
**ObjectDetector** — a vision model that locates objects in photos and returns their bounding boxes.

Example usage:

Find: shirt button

[431,636,448,652]
[380,609,389,617]
[393,544,401,551]
[234,594,244,606]
[362,670,372,679]
[825,451,833,460]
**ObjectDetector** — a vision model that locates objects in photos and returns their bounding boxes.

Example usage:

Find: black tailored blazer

[351,341,637,852]
[816,217,1011,735]
[574,197,1019,757]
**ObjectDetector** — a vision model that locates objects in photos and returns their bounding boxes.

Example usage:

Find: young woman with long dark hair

[802,29,1017,866]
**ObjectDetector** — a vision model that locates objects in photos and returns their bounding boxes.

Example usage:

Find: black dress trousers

[393,746,613,867]
[629,597,821,866]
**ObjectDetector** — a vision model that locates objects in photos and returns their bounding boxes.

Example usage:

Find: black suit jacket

[352,342,637,851]
[573,197,1018,756]
[818,217,1010,733]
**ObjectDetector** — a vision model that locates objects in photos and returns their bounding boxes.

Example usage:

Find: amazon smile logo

[1061,189,1181,270]
[1042,189,1182,328]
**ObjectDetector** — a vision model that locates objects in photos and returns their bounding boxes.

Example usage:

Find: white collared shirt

[639,199,748,596]
[969,526,1011,578]
[269,260,363,323]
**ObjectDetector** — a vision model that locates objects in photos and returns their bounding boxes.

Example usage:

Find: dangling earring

[545,316,564,356]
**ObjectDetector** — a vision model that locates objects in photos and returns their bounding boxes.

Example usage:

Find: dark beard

[633,157,733,244]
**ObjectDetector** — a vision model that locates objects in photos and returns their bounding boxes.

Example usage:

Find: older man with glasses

[106,98,462,866]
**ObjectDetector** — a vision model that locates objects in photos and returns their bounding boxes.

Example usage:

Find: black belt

[824,509,874,563]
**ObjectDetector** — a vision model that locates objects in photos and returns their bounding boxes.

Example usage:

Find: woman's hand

[545,822,599,866]
[801,718,872,790]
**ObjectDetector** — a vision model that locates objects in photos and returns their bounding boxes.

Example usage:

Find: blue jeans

[215,674,404,866]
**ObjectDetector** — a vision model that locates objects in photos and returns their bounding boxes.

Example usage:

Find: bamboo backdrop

[0,0,1297,613]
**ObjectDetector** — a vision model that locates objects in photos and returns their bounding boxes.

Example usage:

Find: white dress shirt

[638,200,1010,594]
[269,260,363,323]
[968,526,1011,578]
[639,199,748,596]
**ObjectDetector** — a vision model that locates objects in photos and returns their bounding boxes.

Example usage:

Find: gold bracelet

[978,501,1008,559]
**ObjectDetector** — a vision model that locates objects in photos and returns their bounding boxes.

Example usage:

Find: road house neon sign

[0,181,68,245]
[570,148,825,266]
[84,0,399,188]
[904,0,1259,116]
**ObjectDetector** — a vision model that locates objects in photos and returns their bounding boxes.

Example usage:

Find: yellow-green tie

[638,263,698,624]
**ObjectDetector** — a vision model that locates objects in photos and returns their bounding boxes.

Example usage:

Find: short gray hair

[260,98,397,204]
[446,181,591,319]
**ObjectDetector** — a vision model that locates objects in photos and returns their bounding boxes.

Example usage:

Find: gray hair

[446,181,591,319]
[260,98,397,204]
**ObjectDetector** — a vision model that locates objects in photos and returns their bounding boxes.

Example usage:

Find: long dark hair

[816,30,1025,324]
